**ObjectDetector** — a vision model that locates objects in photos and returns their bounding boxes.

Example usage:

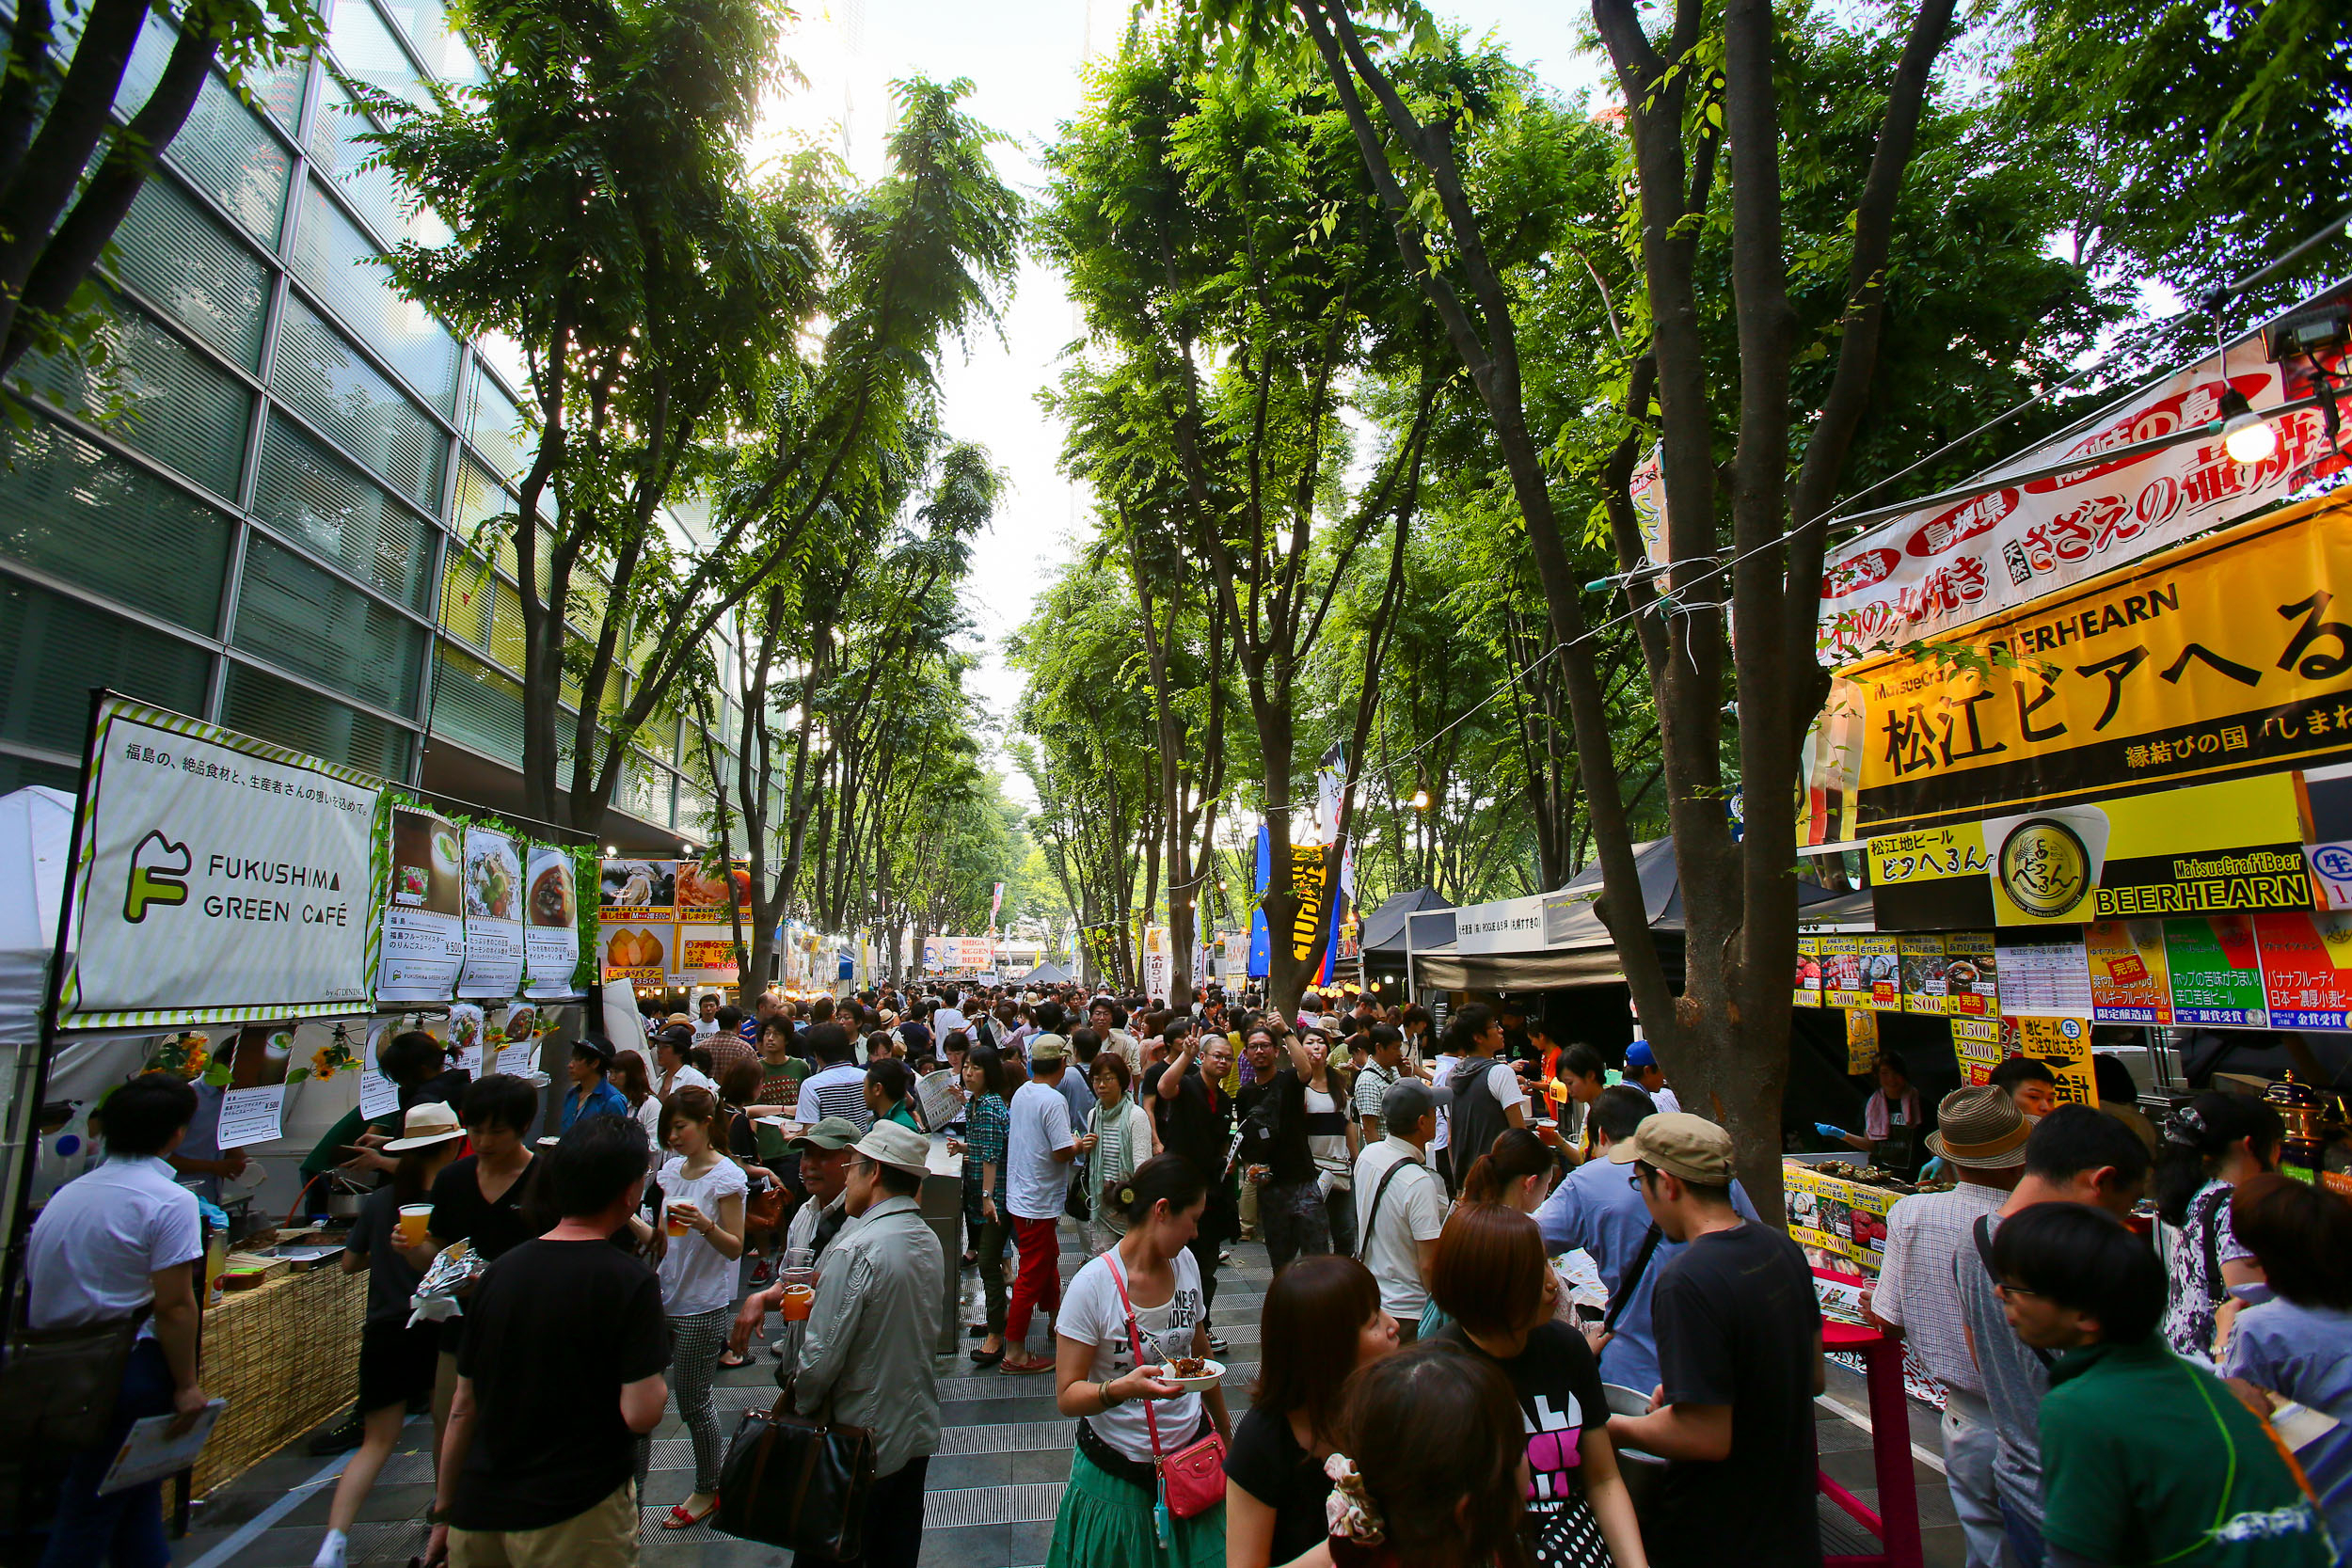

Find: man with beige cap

[1868,1085,2028,1568]
[1605,1111,1824,1568]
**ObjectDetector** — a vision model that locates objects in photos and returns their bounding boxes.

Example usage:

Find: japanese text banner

[1845,493,2352,834]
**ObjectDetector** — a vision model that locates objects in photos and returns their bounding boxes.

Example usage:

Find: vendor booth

[0,692,602,1529]
[1357,886,1447,998]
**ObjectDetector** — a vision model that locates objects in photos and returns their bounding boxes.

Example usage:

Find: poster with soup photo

[521,846,582,1000]
[377,805,465,1004]
[456,826,525,998]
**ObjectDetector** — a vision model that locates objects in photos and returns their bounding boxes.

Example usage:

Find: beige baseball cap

[1607,1110,1734,1184]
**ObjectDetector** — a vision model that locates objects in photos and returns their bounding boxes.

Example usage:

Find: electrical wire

[1350,206,2352,797]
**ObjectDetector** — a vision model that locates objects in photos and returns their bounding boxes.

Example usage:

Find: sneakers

[1207,1331,1230,1355]
[305,1409,362,1456]
[312,1528,348,1568]
[748,1259,772,1285]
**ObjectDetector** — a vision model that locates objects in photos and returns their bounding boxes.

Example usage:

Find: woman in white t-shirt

[1046,1154,1232,1567]
[626,1085,746,1530]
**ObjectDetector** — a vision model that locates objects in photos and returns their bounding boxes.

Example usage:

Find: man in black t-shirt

[431,1114,669,1568]
[1233,1025,1327,1271]
[1606,1113,1823,1568]
[1154,1030,1238,1348]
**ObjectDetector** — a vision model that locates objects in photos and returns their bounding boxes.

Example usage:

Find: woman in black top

[314,1103,467,1568]
[1228,1256,1401,1567]
[1430,1203,1646,1568]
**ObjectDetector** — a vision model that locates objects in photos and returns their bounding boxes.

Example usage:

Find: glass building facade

[0,0,747,845]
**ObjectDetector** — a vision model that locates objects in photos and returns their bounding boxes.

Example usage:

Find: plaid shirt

[962,1091,1009,1208]
[1875,1179,2008,1396]
[1353,1061,1398,1126]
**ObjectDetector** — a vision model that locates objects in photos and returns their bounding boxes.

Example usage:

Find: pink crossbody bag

[1104,1251,1227,1533]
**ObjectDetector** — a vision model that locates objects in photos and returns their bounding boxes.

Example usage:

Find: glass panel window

[269,299,447,510]
[232,534,425,716]
[252,412,434,610]
[115,11,306,132]
[439,549,493,648]
[0,418,231,633]
[326,0,431,111]
[221,662,412,778]
[307,78,453,254]
[109,174,270,369]
[464,375,530,483]
[17,290,251,499]
[376,0,485,86]
[427,645,525,761]
[0,578,212,755]
[293,182,460,409]
[151,71,293,244]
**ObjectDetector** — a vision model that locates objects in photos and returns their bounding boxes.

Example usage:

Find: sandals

[716,1349,749,1369]
[662,1499,719,1530]
[969,1342,1005,1366]
[998,1353,1055,1374]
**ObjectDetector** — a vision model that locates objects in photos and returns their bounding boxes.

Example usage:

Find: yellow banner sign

[1841,495,2352,835]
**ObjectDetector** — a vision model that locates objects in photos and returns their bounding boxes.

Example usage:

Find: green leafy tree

[0,0,321,389]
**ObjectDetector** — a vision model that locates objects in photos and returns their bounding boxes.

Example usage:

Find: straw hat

[384,1101,466,1151]
[1926,1085,2030,1168]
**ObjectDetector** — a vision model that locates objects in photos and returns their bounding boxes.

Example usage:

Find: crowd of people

[12,977,2349,1568]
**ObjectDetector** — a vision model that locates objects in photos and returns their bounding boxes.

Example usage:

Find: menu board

[456,826,524,998]
[596,858,749,984]
[376,804,464,1004]
[1845,1007,1879,1073]
[447,1003,487,1076]
[1858,935,1902,1011]
[521,846,581,999]
[1951,1016,2003,1085]
[1795,936,1822,1007]
[2162,916,2268,1026]
[358,1021,402,1118]
[217,1023,294,1148]
[2252,911,2352,1028]
[2013,1016,2098,1106]
[1899,934,1947,1014]
[2086,920,2173,1023]
[1945,934,1996,1017]
[1821,935,1867,1009]
[1995,935,2094,1017]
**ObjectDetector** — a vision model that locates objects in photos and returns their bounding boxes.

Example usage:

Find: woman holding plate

[1047,1154,1231,1567]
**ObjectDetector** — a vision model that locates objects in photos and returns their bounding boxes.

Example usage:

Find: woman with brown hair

[1299,1340,1533,1568]
[1419,1130,1563,1340]
[612,1048,663,1172]
[1428,1204,1646,1568]
[1227,1257,1400,1568]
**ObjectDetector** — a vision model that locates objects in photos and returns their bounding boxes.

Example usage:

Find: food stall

[0,693,598,1511]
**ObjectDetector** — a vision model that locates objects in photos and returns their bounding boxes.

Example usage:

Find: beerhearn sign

[56,695,385,1029]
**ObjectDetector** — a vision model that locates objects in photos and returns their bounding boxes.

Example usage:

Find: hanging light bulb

[1408,787,1431,810]
[2219,388,2279,465]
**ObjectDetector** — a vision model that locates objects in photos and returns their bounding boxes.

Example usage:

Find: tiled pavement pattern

[168,1220,1967,1568]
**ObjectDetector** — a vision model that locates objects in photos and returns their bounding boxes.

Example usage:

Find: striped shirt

[803,1063,872,1132]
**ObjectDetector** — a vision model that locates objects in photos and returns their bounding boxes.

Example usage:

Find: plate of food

[1146,1356,1224,1392]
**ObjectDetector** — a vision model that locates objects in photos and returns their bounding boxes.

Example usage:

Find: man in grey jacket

[794,1120,944,1568]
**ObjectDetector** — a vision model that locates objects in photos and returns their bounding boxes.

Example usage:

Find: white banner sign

[58,697,380,1029]
[456,826,523,998]
[1818,308,2352,666]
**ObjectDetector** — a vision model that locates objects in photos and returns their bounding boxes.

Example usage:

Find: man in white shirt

[693,993,723,1038]
[653,1028,718,1101]
[1352,1079,1449,1343]
[998,1037,1078,1374]
[27,1074,209,1565]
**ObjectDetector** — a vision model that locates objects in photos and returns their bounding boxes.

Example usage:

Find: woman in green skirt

[1047,1153,1231,1566]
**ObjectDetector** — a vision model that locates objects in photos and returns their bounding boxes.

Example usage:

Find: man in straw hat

[1867,1085,2029,1568]
[793,1121,943,1568]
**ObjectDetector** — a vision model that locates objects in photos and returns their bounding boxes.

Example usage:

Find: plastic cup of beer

[397,1204,432,1247]
[664,1201,690,1239]
[782,1282,816,1321]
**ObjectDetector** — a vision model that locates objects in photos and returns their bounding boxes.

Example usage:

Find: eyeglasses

[1992,1282,2048,1302]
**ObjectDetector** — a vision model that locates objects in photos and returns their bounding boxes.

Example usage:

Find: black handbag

[714,1366,877,1559]
[1065,1107,1094,1222]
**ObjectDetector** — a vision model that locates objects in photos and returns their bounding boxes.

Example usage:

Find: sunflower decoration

[291,1026,358,1085]
[149,1032,212,1080]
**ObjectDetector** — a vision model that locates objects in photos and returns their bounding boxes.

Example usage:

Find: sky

[756,1,1611,804]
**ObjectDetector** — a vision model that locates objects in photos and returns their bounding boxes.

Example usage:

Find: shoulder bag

[713,1359,877,1557]
[1351,1153,1421,1261]
[1105,1250,1226,1544]
[0,1303,146,1459]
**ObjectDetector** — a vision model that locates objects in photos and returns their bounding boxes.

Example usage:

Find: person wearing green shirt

[1991,1200,2330,1568]
[865,1058,921,1132]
